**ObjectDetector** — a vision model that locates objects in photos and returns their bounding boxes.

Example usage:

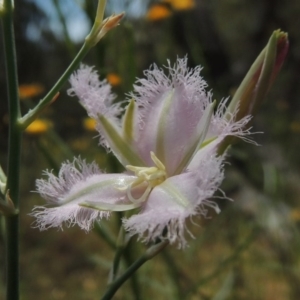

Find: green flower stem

[106,213,141,299]
[101,241,169,300]
[1,0,21,299]
[19,0,115,130]
[122,241,142,300]
[113,213,141,300]
[108,227,127,284]
[18,41,92,130]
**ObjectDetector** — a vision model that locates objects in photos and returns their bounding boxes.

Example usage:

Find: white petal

[123,155,224,248]
[172,101,215,175]
[67,64,123,149]
[31,158,137,231]
[130,57,212,174]
[206,98,253,144]
[31,206,109,231]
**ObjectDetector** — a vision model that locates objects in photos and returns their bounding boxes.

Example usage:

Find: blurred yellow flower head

[146,4,171,21]
[19,84,44,99]
[106,73,122,86]
[162,0,195,10]
[25,119,51,135]
[83,117,97,132]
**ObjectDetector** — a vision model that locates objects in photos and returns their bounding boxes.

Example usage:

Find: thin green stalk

[111,213,141,299]
[123,241,142,300]
[108,227,127,284]
[19,0,118,130]
[101,241,169,300]
[1,0,21,299]
[18,41,91,129]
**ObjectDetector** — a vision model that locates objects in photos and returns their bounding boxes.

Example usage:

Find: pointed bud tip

[226,29,289,123]
[273,29,288,40]
[86,9,125,47]
[103,12,125,31]
[271,30,289,82]
[274,29,289,53]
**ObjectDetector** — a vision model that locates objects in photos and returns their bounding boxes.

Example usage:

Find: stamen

[127,184,152,204]
[150,151,165,170]
[123,151,167,204]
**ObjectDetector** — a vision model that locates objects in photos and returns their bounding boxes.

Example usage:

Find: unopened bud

[225,30,289,122]
[217,30,288,155]
[85,0,125,47]
[96,13,125,42]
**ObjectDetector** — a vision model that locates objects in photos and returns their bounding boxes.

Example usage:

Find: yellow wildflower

[25,119,50,135]
[106,73,122,86]
[146,4,172,21]
[19,84,44,99]
[162,0,195,10]
[83,117,97,131]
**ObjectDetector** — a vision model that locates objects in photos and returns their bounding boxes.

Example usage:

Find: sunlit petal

[123,154,223,248]
[130,57,212,173]
[31,158,138,230]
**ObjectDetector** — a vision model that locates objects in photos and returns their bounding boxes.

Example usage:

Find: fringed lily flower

[31,57,251,248]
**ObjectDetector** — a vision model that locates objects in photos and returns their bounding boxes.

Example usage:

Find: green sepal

[99,115,145,166]
[123,99,135,142]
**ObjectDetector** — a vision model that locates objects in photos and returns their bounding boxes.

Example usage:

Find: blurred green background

[1,0,300,299]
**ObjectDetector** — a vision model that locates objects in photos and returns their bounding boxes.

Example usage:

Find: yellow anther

[124,152,167,204]
[150,151,165,170]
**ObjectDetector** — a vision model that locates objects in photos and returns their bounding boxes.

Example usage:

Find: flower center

[124,151,167,204]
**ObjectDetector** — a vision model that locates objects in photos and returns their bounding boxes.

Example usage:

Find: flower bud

[217,30,288,155]
[85,0,124,47]
[226,30,289,122]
